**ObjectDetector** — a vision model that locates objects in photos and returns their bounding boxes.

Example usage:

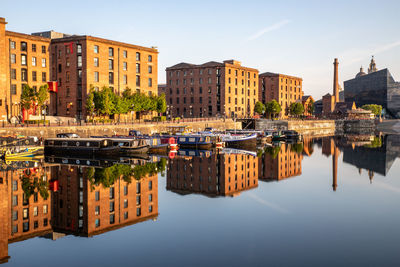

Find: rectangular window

[148,66,152,73]
[77,56,82,67]
[23,222,29,232]
[94,57,99,67]
[110,214,115,224]
[21,41,27,52]
[136,52,140,61]
[34,206,38,216]
[95,219,100,228]
[123,61,127,71]
[11,84,17,95]
[149,194,153,202]
[32,56,37,66]
[124,186,128,195]
[10,41,16,49]
[11,54,16,64]
[136,195,141,205]
[123,75,127,85]
[42,45,46,54]
[12,225,18,233]
[109,59,114,70]
[42,72,46,82]
[148,78,152,87]
[11,69,16,80]
[42,58,46,67]
[94,71,99,82]
[12,180,18,191]
[23,208,29,219]
[136,63,140,73]
[124,212,128,219]
[124,199,128,208]
[95,191,100,201]
[109,72,114,84]
[94,45,99,53]
[12,195,18,206]
[136,182,141,194]
[149,205,153,212]
[43,218,48,227]
[43,205,48,214]
[136,75,140,87]
[123,50,127,58]
[136,207,141,216]
[77,44,82,54]
[12,210,18,221]
[148,55,152,62]
[21,54,27,65]
[95,206,100,215]
[109,47,114,57]
[109,201,115,212]
[21,69,28,81]
[34,221,38,229]
[149,181,153,190]
[110,187,114,199]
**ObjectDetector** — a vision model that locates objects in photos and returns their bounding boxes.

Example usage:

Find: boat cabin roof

[46,138,109,141]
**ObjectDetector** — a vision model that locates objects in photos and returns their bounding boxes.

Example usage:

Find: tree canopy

[289,102,304,117]
[361,104,382,116]
[265,100,282,119]
[254,101,266,115]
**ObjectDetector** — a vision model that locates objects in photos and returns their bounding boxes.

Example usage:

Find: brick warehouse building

[46,34,158,119]
[0,18,51,121]
[0,17,158,121]
[259,72,303,117]
[166,60,259,118]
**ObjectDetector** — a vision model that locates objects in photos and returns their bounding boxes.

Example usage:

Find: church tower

[368,56,378,74]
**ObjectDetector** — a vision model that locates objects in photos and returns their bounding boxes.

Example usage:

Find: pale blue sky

[2,0,400,99]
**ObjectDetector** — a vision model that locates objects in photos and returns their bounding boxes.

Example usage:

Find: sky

[2,0,400,99]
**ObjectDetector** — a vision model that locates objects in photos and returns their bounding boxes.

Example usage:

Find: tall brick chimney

[333,58,339,103]
[0,18,7,122]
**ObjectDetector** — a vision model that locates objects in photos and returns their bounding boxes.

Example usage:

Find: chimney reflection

[166,152,259,197]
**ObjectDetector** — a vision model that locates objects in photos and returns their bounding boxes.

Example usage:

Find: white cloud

[246,19,291,42]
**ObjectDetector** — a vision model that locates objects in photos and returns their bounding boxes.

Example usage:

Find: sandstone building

[0,18,51,121]
[166,60,259,118]
[259,72,303,117]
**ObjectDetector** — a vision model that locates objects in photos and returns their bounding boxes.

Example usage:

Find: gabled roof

[302,95,314,102]
[200,61,224,67]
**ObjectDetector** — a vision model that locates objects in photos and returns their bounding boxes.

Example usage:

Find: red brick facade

[166,60,259,118]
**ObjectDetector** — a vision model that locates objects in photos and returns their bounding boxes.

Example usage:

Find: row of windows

[12,205,48,220]
[93,72,152,87]
[10,41,47,54]
[11,69,46,82]
[94,45,153,62]
[94,205,153,228]
[10,54,46,67]
[12,219,49,233]
[94,181,153,201]
[169,69,257,78]
[103,60,152,73]
[168,87,256,96]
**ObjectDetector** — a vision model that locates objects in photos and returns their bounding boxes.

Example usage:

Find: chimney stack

[333,58,339,103]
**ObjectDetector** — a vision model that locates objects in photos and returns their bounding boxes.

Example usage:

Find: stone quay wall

[255,119,376,135]
[0,119,240,138]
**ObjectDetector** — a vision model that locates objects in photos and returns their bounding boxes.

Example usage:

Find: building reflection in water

[258,143,303,182]
[0,157,161,263]
[167,150,258,197]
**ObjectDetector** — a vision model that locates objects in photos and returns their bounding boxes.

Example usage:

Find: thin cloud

[247,193,290,214]
[340,40,400,66]
[246,19,291,41]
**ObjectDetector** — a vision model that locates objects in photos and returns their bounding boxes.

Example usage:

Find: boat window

[189,138,196,142]
[86,142,90,147]
[179,138,186,142]
[189,151,195,156]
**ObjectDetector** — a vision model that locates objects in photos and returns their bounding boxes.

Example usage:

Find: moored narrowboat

[222,133,257,149]
[176,135,213,149]
[44,138,120,157]
[111,138,149,155]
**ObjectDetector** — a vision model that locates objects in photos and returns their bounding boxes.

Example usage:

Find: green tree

[97,86,115,117]
[265,100,282,119]
[361,104,382,116]
[254,101,265,115]
[289,102,304,118]
[21,84,36,111]
[156,93,167,114]
[86,88,95,120]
